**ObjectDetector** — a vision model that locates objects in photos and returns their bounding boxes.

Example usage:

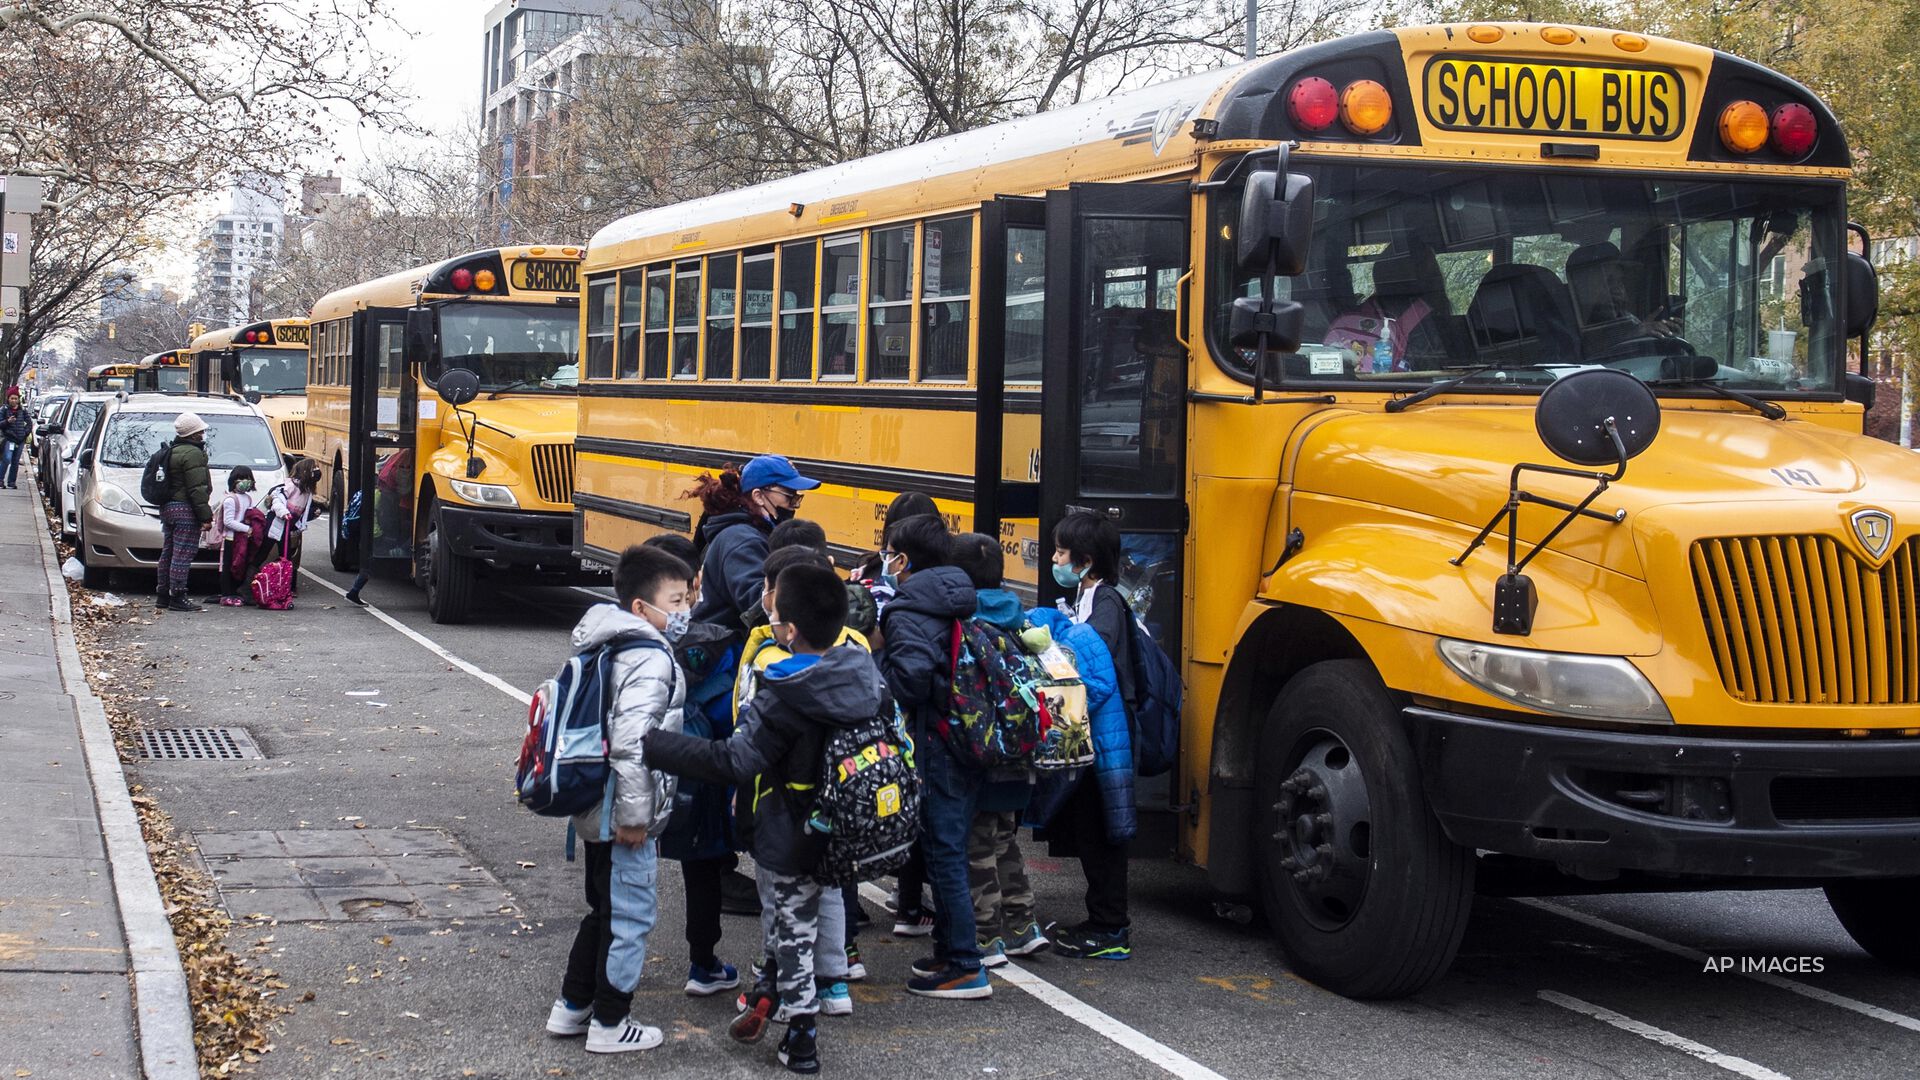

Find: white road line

[1539,990,1793,1080]
[1520,897,1920,1035]
[298,568,532,705]
[855,883,1232,1080]
[318,568,1233,1080]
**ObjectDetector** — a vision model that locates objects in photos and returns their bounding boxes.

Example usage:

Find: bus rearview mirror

[436,367,480,407]
[1843,251,1878,339]
[1228,296,1305,354]
[405,307,437,367]
[1236,167,1314,276]
[219,351,240,386]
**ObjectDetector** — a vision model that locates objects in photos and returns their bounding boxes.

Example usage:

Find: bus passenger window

[1005,227,1045,383]
[921,214,972,381]
[672,260,700,378]
[779,241,816,381]
[868,225,913,381]
[586,278,615,381]
[741,253,774,379]
[644,267,669,379]
[617,270,644,379]
[821,235,860,380]
[706,254,737,380]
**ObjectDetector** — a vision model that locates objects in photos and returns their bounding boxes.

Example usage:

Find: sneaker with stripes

[585,1017,663,1053]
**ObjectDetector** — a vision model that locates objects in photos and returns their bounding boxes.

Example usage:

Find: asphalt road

[101,539,1920,1080]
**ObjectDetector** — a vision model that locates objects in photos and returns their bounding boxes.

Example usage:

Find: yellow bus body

[188,319,311,461]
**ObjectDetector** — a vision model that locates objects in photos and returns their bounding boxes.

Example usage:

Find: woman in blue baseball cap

[687,454,821,628]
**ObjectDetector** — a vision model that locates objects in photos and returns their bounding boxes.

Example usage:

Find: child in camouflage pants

[969,768,1048,964]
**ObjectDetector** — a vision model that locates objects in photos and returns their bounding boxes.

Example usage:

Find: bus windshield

[435,301,580,393]
[1212,164,1846,397]
[155,367,190,393]
[235,348,307,395]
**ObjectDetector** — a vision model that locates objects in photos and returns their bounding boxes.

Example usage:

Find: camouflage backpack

[940,619,1050,767]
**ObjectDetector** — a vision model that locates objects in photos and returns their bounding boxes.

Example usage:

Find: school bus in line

[85,363,136,393]
[188,318,312,464]
[306,246,588,623]
[132,349,192,394]
[571,23,1919,997]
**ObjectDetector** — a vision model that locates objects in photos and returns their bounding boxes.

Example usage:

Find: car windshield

[435,301,579,392]
[66,401,104,437]
[99,412,281,469]
[235,348,307,394]
[1212,164,1846,396]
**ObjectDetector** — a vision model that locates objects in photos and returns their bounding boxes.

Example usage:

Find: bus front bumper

[437,505,576,568]
[1405,706,1920,880]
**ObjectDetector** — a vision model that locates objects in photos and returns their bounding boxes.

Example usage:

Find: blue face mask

[1052,561,1088,589]
[880,552,905,590]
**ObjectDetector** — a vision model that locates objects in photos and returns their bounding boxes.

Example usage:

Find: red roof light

[1287,77,1339,133]
[450,267,474,291]
[1770,103,1816,158]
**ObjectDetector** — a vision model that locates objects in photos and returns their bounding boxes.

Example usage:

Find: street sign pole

[0,176,45,381]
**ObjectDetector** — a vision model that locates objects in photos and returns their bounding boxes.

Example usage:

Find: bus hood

[1292,405,1920,578]
[441,395,578,446]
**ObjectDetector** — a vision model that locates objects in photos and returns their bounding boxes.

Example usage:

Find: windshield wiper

[486,378,539,400]
[1645,376,1786,420]
[1384,364,1558,413]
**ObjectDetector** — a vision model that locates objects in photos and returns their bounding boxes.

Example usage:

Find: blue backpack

[515,639,664,844]
[1125,612,1182,777]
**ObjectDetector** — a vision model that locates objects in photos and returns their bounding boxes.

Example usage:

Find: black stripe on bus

[572,491,695,533]
[575,437,977,503]
[576,381,1042,415]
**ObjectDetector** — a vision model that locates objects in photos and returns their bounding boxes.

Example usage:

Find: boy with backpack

[644,562,898,1074]
[877,514,991,999]
[542,545,692,1054]
[947,532,1049,966]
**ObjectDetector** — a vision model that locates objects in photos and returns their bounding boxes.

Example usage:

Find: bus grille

[1691,536,1920,705]
[531,444,575,505]
[279,419,306,451]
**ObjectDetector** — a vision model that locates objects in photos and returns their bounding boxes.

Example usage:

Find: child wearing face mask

[214,466,260,606]
[544,545,692,1056]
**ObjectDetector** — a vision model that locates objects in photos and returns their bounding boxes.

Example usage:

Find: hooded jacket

[877,565,976,740]
[1024,606,1135,844]
[566,604,686,841]
[691,510,771,628]
[166,437,213,523]
[645,645,883,876]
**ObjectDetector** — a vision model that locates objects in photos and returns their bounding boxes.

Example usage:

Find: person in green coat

[156,412,212,612]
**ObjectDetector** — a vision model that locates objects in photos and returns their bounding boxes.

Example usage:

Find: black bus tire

[328,464,357,573]
[422,505,473,625]
[1254,659,1474,999]
[1825,879,1920,970]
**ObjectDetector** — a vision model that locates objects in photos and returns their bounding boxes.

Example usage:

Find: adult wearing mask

[0,391,31,489]
[157,412,213,612]
[689,454,819,629]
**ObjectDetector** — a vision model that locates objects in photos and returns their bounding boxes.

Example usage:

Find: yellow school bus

[85,363,136,393]
[188,318,311,462]
[133,348,192,394]
[574,24,1918,996]
[307,246,587,623]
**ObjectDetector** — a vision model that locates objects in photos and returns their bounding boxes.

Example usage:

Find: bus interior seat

[1466,263,1581,365]
[1564,242,1645,357]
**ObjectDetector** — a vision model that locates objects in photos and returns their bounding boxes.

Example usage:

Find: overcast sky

[330,0,491,173]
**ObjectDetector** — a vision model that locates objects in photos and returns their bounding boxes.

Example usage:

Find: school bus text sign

[1423,57,1684,141]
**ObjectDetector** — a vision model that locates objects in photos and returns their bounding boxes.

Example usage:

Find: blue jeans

[562,839,659,1025]
[919,728,985,970]
[0,439,20,487]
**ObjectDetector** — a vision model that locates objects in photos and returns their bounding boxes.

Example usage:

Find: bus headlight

[96,482,144,516]
[1436,639,1672,724]
[448,479,518,508]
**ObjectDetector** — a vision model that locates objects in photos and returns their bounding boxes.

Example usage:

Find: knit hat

[174,412,207,437]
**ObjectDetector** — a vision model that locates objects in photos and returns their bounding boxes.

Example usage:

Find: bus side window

[617,269,645,380]
[868,225,913,382]
[778,241,816,381]
[821,235,860,380]
[586,277,616,381]
[672,260,700,378]
[741,252,775,380]
[921,213,972,382]
[706,253,737,380]
[644,267,670,379]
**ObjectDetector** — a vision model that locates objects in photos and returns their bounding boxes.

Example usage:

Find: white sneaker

[586,1017,663,1053]
[545,998,590,1037]
[819,981,853,1016]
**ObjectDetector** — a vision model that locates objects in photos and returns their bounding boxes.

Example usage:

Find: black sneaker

[344,590,366,607]
[910,954,948,979]
[165,593,203,613]
[154,592,168,610]
[1047,922,1131,961]
[777,1018,819,1074]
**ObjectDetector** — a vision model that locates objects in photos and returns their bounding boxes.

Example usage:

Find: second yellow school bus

[85,363,136,393]
[306,246,588,623]
[134,349,192,393]
[575,24,1920,996]
[188,318,311,463]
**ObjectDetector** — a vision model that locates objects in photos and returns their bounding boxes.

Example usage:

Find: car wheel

[1825,879,1920,969]
[328,463,358,573]
[420,505,473,624]
[1254,659,1475,999]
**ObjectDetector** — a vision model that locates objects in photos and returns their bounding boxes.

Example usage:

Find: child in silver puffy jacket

[545,545,692,1055]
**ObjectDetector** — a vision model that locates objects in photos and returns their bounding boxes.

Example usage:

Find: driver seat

[1466,263,1581,365]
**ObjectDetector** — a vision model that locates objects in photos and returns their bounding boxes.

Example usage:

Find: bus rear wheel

[1254,660,1474,999]
[1825,879,1920,969]
[420,504,474,624]
[328,465,357,573]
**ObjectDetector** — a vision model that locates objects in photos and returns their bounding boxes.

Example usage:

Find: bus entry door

[353,309,417,564]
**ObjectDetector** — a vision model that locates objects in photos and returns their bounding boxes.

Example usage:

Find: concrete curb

[33,507,200,1080]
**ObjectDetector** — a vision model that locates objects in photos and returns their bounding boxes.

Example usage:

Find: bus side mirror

[219,351,240,386]
[1843,251,1878,339]
[405,307,437,367]
[1236,165,1314,276]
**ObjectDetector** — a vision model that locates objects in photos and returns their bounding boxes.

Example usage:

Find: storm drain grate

[137,727,263,760]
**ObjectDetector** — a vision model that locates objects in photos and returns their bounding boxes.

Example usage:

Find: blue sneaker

[818,979,852,1016]
[979,937,1008,968]
[685,960,741,997]
[906,965,991,999]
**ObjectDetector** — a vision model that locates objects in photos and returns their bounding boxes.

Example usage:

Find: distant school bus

[574,24,1920,997]
[133,349,192,393]
[85,364,136,393]
[188,318,311,463]
[306,246,589,623]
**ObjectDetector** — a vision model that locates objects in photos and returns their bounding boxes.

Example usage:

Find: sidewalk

[0,482,194,1079]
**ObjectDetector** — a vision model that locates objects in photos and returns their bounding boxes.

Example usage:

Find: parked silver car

[72,394,285,589]
[41,391,117,538]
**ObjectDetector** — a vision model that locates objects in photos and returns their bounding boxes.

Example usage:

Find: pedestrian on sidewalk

[0,391,31,489]
[545,544,691,1055]
[157,413,212,613]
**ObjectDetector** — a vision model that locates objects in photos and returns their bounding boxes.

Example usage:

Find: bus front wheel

[420,504,474,625]
[328,465,357,573]
[1254,660,1474,999]
[1825,879,1920,969]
